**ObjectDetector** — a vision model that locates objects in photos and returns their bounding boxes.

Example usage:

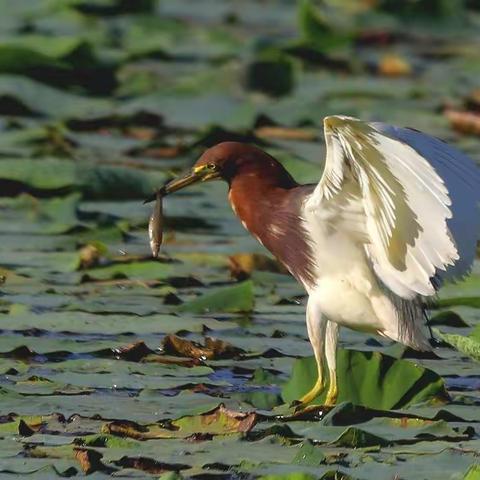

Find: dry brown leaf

[467,89,480,109]
[229,253,288,280]
[2,345,37,359]
[194,404,258,434]
[162,334,244,360]
[74,448,105,474]
[18,419,40,437]
[103,404,258,440]
[124,127,157,141]
[204,337,245,358]
[102,420,154,440]
[378,54,412,77]
[114,456,189,474]
[445,109,480,136]
[112,341,154,361]
[142,354,202,367]
[78,244,103,270]
[255,126,317,141]
[142,145,184,158]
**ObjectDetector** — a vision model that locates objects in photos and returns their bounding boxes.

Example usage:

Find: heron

[150,116,480,407]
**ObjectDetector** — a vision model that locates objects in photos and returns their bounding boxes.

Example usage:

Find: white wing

[306,115,480,300]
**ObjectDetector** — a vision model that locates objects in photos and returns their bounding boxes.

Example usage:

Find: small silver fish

[148,190,163,258]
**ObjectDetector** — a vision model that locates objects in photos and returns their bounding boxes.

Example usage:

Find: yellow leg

[298,375,325,405]
[324,321,339,406]
[296,302,341,408]
[324,373,338,406]
[295,299,327,407]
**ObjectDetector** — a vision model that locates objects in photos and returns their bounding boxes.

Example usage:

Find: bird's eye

[207,163,218,171]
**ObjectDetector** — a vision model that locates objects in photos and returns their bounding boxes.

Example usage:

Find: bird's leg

[324,320,339,406]
[297,301,327,406]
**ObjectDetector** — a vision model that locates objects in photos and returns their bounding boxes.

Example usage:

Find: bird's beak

[143,165,220,203]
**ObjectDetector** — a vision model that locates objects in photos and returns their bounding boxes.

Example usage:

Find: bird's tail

[372,283,433,351]
[381,295,432,351]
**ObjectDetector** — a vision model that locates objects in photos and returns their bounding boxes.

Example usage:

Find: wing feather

[306,116,480,299]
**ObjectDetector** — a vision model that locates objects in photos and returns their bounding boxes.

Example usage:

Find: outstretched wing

[306,116,480,300]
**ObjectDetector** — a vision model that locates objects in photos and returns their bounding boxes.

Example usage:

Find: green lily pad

[282,349,448,409]
[0,158,76,190]
[297,0,353,51]
[0,193,82,235]
[437,275,480,308]
[83,260,174,281]
[260,474,317,480]
[103,403,257,439]
[436,329,480,362]
[178,280,255,314]
[0,75,113,118]
[292,440,326,466]
[0,158,165,199]
[463,464,480,480]
[429,310,470,327]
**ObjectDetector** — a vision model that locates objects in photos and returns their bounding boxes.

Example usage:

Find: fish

[148,190,163,258]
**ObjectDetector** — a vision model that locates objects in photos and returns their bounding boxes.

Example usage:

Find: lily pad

[436,329,480,362]
[103,404,257,439]
[463,464,480,480]
[178,280,255,314]
[0,75,113,118]
[282,349,449,409]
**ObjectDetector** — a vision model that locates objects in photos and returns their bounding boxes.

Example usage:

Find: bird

[152,116,480,407]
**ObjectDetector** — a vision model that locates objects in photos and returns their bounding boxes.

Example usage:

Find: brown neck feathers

[228,164,317,289]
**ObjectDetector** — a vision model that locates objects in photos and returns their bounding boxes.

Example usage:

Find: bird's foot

[290,380,338,413]
[299,378,325,405]
[290,378,325,412]
[291,403,331,418]
[324,383,338,407]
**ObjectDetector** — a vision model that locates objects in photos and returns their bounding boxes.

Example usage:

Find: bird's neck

[228,174,317,289]
[228,174,290,233]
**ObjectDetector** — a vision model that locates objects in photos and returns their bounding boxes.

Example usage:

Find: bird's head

[146,142,295,201]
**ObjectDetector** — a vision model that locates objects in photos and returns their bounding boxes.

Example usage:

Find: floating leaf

[463,464,480,480]
[259,473,319,480]
[436,330,480,362]
[113,457,189,475]
[378,0,466,20]
[0,75,113,118]
[429,311,470,327]
[330,426,389,448]
[0,158,165,199]
[73,448,108,475]
[0,194,82,234]
[26,445,110,474]
[178,281,255,314]
[84,261,174,281]
[282,349,449,409]
[245,55,294,97]
[446,109,480,136]
[78,163,166,200]
[103,404,258,439]
[162,335,245,360]
[0,36,116,94]
[228,253,287,280]
[297,0,352,51]
[292,440,326,466]
[0,158,76,191]
[378,54,412,77]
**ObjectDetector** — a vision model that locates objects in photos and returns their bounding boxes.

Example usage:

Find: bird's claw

[289,402,334,420]
[290,379,338,413]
